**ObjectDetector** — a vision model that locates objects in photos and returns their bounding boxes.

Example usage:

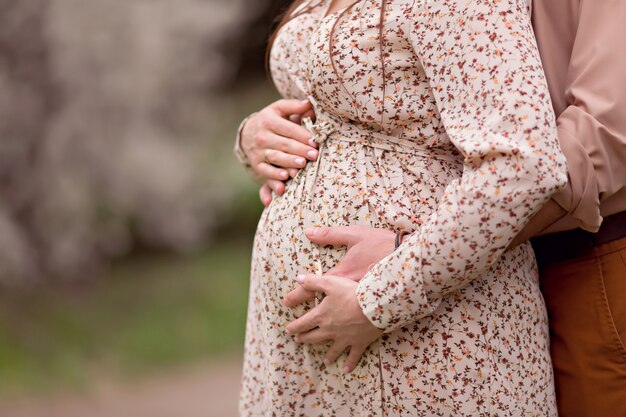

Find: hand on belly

[282,224,400,372]
[286,274,383,373]
[282,225,396,307]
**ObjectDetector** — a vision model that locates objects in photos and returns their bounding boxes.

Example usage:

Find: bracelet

[394,231,410,250]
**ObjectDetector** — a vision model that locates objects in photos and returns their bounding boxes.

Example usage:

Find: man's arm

[509,200,567,249]
[522,0,626,238]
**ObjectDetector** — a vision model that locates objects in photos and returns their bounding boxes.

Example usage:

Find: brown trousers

[541,236,626,417]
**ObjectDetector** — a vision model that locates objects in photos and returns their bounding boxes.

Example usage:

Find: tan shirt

[532,0,626,233]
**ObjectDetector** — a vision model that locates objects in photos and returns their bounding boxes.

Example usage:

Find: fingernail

[305,227,317,237]
[323,358,330,366]
[294,335,301,342]
[295,157,305,166]
[296,274,305,284]
[301,99,310,105]
[308,139,318,148]
[342,366,350,373]
[307,150,318,159]
[280,171,288,179]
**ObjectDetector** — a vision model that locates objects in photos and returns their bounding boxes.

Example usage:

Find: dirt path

[0,358,242,417]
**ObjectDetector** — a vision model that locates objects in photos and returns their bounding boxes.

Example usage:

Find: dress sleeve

[543,0,626,232]
[355,0,568,332]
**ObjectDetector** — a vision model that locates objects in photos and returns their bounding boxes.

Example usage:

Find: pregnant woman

[234,0,568,415]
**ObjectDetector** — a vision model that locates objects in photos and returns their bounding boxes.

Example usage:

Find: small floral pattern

[239,0,567,415]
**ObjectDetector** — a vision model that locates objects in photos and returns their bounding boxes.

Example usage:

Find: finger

[269,117,317,148]
[264,149,308,169]
[259,184,273,207]
[271,99,312,118]
[264,132,319,160]
[343,344,368,373]
[325,261,356,280]
[304,226,362,247]
[267,179,285,196]
[283,286,316,308]
[302,109,316,121]
[324,342,348,366]
[296,274,330,294]
[286,306,321,334]
[294,328,332,345]
[288,114,302,125]
[254,162,289,181]
[287,168,299,178]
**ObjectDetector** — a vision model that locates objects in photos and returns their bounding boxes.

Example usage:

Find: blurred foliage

[0,77,278,397]
[0,0,292,400]
[0,0,281,283]
[0,238,254,397]
[204,81,280,238]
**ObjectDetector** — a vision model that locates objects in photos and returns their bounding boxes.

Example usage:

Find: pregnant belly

[251,134,461,322]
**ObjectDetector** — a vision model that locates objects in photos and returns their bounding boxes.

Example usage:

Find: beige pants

[541,236,626,417]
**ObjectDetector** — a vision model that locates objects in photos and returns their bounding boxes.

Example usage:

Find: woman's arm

[356,0,568,332]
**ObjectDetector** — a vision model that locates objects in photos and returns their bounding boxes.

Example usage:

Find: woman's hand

[286,274,383,373]
[283,226,397,307]
[240,99,318,204]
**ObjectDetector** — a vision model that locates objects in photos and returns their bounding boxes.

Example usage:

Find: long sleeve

[533,0,626,232]
[356,0,568,331]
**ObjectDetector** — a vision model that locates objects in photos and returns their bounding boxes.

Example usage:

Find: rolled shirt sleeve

[543,0,626,232]
[233,113,265,183]
[356,0,568,332]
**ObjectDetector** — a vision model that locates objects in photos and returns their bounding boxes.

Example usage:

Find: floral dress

[238,0,568,415]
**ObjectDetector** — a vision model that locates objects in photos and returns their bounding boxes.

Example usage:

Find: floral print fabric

[239,0,567,415]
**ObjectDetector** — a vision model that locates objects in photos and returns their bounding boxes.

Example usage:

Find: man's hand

[255,106,318,207]
[286,274,383,373]
[282,225,396,308]
[240,99,318,206]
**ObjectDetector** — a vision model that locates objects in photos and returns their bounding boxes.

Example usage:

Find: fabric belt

[289,111,460,301]
[531,210,626,269]
[301,114,459,160]
[295,112,461,207]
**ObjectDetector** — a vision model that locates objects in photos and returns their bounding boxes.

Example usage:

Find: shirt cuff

[551,125,602,232]
[233,113,264,183]
[233,113,257,169]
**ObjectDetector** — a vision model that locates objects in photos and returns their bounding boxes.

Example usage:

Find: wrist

[234,112,258,168]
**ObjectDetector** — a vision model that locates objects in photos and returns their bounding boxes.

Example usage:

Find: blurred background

[0,0,291,415]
